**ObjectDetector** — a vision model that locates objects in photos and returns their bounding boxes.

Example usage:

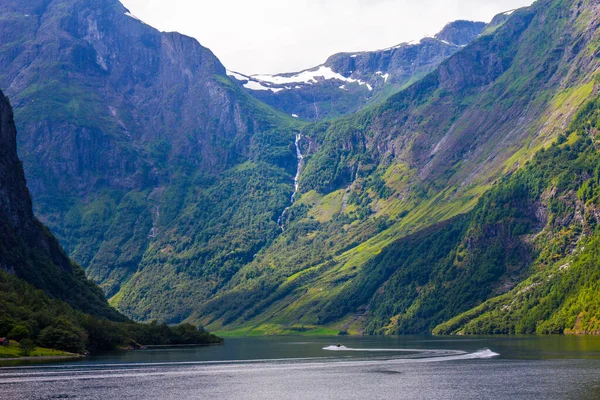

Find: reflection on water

[1,336,600,400]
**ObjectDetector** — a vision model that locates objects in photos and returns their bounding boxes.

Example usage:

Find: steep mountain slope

[229,20,486,121]
[0,89,121,320]
[191,0,600,334]
[434,95,600,335]
[0,0,302,322]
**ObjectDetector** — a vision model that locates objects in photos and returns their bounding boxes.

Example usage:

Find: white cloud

[120,0,535,75]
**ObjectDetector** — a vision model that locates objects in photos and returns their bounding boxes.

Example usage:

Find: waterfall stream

[278,133,304,230]
[148,205,160,238]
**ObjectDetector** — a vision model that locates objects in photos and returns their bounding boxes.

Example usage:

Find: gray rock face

[0,91,34,234]
[434,20,487,46]
[229,20,486,121]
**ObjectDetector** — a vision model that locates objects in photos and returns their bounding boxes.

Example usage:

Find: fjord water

[1,336,600,400]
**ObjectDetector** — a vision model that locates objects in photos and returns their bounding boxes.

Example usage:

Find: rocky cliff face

[0,90,34,235]
[1,0,275,196]
[0,90,122,320]
[228,20,486,121]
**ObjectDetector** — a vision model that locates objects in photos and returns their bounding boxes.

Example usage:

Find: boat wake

[0,348,499,385]
[322,345,499,360]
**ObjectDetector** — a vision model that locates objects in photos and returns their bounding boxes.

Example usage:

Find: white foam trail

[463,349,500,359]
[323,345,462,353]
[323,346,499,359]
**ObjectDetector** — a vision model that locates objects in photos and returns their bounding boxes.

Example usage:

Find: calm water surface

[1,335,600,399]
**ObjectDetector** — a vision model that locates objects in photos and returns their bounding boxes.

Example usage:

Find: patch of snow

[243,80,271,91]
[438,39,451,45]
[243,80,283,93]
[248,65,373,91]
[351,54,358,58]
[292,114,299,118]
[339,85,347,90]
[253,66,352,85]
[252,66,342,85]
[375,71,390,82]
[503,9,516,16]
[294,85,302,89]
[227,70,249,82]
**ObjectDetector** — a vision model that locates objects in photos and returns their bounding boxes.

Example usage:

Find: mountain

[190,0,600,334]
[228,20,486,121]
[0,89,121,320]
[2,0,600,336]
[0,0,303,322]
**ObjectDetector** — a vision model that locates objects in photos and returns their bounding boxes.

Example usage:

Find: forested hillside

[0,0,305,323]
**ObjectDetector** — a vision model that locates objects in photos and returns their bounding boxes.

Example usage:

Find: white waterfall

[291,133,304,202]
[148,205,160,238]
[278,133,305,230]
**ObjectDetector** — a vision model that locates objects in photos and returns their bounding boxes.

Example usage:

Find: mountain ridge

[227,19,487,121]
[0,0,303,308]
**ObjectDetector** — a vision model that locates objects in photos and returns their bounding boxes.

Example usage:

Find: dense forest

[0,270,221,355]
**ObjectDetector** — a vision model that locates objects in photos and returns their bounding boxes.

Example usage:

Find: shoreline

[144,342,223,349]
[0,355,82,362]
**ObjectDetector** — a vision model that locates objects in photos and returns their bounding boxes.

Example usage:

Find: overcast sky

[120,0,535,75]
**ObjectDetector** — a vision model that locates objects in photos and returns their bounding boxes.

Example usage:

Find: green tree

[0,318,15,337]
[8,324,30,341]
[38,326,85,354]
[18,339,36,356]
